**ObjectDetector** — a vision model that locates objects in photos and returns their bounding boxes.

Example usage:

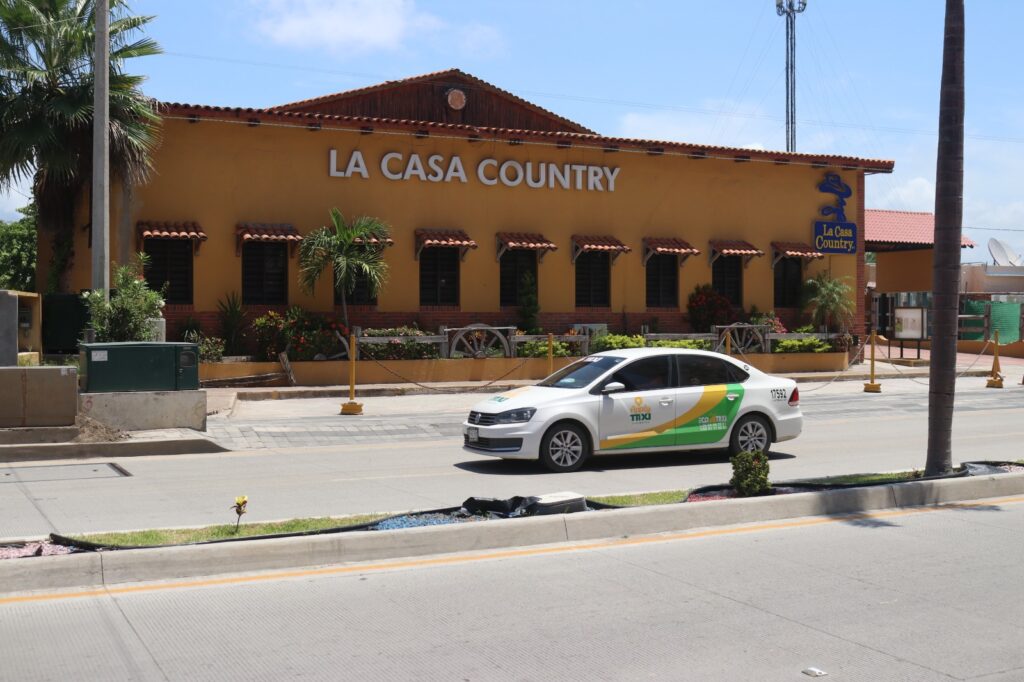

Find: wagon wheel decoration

[448,324,512,359]
[715,324,769,354]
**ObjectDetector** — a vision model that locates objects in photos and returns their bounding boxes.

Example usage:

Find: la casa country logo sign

[813,172,857,254]
[328,149,620,192]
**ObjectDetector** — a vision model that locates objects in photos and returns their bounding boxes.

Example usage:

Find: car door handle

[659,398,674,405]
[726,393,739,401]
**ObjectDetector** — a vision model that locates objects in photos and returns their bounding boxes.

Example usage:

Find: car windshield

[537,355,625,389]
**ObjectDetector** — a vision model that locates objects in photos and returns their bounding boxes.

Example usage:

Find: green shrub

[360,326,439,360]
[749,310,787,333]
[793,323,815,334]
[217,292,247,356]
[648,339,712,350]
[686,284,734,333]
[590,333,646,352]
[517,271,541,334]
[729,450,770,497]
[178,314,202,341]
[251,311,286,361]
[250,308,347,361]
[774,337,831,353]
[518,340,571,357]
[83,254,164,342]
[184,331,225,363]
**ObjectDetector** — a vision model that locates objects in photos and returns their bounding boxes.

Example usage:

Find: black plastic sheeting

[48,461,1020,552]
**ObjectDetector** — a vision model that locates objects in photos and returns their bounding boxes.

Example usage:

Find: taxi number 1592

[770,388,787,401]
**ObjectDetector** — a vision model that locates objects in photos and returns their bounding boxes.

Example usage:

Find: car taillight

[788,387,800,406]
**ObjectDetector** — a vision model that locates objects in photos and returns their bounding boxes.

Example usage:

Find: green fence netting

[961,301,1021,343]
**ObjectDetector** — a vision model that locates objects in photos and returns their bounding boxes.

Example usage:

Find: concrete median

[3,472,1023,595]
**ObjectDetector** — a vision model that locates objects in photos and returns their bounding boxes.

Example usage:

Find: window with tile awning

[496,233,556,307]
[770,242,824,309]
[137,222,207,305]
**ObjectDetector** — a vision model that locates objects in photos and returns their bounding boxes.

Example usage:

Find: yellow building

[41,69,893,340]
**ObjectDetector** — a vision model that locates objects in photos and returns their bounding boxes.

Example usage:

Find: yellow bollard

[547,333,554,376]
[340,333,364,415]
[864,330,882,393]
[986,329,1004,388]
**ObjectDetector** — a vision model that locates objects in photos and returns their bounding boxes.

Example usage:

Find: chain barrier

[363,356,533,394]
[731,343,867,393]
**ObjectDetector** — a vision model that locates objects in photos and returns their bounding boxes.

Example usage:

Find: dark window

[645,254,678,308]
[334,270,378,306]
[712,255,742,306]
[675,355,740,387]
[143,239,193,304]
[419,247,459,306]
[499,250,538,307]
[575,251,610,308]
[242,242,288,305]
[774,257,803,308]
[609,356,672,392]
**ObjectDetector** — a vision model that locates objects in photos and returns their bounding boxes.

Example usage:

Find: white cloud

[618,108,780,151]
[252,0,501,57]
[873,176,935,212]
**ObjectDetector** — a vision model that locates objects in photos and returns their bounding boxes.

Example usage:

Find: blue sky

[4,0,1023,261]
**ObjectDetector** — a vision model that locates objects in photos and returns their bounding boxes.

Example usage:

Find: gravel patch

[0,542,75,560]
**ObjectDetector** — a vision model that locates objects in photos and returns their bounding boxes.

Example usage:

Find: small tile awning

[138,221,207,241]
[643,237,699,265]
[137,221,207,253]
[496,232,558,261]
[353,236,395,246]
[236,223,303,255]
[415,229,477,260]
[771,241,824,267]
[709,239,764,267]
[571,235,631,263]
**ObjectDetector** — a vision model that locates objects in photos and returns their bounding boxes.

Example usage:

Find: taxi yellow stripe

[599,385,728,449]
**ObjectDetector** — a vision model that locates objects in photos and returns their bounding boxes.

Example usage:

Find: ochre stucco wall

[41,116,864,332]
[874,250,933,293]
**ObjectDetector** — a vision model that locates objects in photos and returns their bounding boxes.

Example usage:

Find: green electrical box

[79,342,200,393]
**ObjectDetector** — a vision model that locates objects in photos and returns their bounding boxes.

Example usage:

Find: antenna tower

[776,0,808,152]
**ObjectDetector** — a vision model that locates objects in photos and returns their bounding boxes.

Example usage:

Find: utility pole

[776,0,807,152]
[91,0,110,299]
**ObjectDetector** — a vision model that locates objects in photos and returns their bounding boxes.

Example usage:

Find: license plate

[467,427,479,442]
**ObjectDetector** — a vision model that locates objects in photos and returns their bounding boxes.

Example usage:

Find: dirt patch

[72,415,128,443]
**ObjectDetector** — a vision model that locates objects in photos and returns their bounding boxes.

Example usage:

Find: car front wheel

[540,422,591,473]
[729,414,772,456]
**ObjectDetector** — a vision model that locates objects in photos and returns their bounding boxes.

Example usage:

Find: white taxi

[463,348,802,472]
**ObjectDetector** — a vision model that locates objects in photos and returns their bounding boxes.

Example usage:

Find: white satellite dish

[987,238,1021,266]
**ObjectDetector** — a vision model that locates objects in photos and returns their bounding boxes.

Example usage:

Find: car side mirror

[602,381,625,394]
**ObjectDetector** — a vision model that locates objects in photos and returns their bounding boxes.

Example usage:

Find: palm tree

[298,208,391,329]
[803,271,855,332]
[926,0,965,477]
[0,0,161,291]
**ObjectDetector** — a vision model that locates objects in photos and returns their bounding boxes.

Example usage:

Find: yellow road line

[3,495,1023,607]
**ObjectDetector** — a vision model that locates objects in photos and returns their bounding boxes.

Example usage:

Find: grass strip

[788,470,926,486]
[589,490,689,507]
[72,514,390,547]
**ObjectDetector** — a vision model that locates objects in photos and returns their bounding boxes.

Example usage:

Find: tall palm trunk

[926,0,965,476]
[339,290,349,331]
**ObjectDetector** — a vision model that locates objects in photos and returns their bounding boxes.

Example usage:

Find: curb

[3,472,1022,595]
[0,437,227,464]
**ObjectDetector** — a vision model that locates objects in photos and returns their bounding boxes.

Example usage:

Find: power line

[155,50,1024,146]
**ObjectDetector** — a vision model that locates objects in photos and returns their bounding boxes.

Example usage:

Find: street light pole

[91,0,110,299]
[776,0,807,152]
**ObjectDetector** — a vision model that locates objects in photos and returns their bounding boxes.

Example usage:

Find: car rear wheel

[729,414,772,456]
[540,422,591,473]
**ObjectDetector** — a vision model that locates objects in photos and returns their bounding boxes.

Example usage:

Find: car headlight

[493,408,537,424]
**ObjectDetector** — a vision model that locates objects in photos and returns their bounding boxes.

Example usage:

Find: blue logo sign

[814,173,857,254]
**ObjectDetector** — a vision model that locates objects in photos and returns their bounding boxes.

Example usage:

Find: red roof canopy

[771,241,824,259]
[572,235,631,253]
[865,209,975,248]
[415,229,477,249]
[137,221,207,241]
[496,232,558,252]
[644,238,700,256]
[709,240,764,257]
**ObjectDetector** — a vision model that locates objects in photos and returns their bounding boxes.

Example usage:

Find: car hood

[470,385,579,413]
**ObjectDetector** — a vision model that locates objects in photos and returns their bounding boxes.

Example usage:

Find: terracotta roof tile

[137,221,207,241]
[353,236,395,246]
[865,209,975,247]
[771,241,824,259]
[709,240,764,257]
[496,232,558,252]
[236,223,303,243]
[159,102,895,172]
[644,238,699,256]
[415,229,477,249]
[268,68,595,134]
[572,235,631,253]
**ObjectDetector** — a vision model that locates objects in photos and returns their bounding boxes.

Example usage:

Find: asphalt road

[4,495,1023,680]
[2,378,1022,540]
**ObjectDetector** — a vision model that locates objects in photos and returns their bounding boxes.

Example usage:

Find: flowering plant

[250,307,348,361]
[686,284,733,333]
